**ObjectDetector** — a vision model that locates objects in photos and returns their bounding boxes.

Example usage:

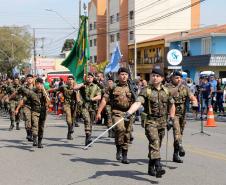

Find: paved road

[0,113,226,185]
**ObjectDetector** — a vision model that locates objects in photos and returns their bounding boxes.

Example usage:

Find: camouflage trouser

[32,110,47,138]
[112,110,133,150]
[173,116,186,144]
[64,103,76,127]
[145,120,166,159]
[9,101,20,124]
[105,105,112,128]
[81,107,95,134]
[23,106,32,130]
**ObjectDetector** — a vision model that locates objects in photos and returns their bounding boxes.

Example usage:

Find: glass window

[129,31,134,40]
[90,40,92,47]
[93,22,96,29]
[110,15,114,24]
[202,37,211,55]
[110,34,115,43]
[89,23,92,30]
[116,33,120,41]
[94,39,97,46]
[129,11,134,20]
[116,13,119,22]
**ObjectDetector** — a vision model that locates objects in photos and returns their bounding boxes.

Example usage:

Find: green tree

[0,26,32,75]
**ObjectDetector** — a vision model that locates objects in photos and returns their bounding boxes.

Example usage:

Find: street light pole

[45,9,76,29]
[33,28,37,75]
[79,0,82,26]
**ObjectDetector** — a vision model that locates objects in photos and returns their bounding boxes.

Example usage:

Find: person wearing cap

[78,72,101,146]
[96,67,136,164]
[32,77,50,148]
[15,74,35,141]
[167,71,198,163]
[7,76,21,131]
[53,75,80,140]
[119,68,175,178]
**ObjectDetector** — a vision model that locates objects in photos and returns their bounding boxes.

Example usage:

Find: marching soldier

[122,68,175,178]
[96,68,136,164]
[17,74,34,141]
[56,75,79,140]
[32,78,49,148]
[8,77,21,131]
[79,72,101,146]
[167,71,198,163]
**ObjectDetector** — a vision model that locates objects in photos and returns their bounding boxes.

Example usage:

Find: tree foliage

[0,26,32,75]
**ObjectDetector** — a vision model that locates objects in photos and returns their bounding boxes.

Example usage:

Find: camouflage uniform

[138,84,174,160]
[80,83,101,145]
[17,87,41,146]
[59,85,77,140]
[22,84,34,141]
[7,84,21,130]
[103,82,135,162]
[167,83,193,161]
[32,88,48,147]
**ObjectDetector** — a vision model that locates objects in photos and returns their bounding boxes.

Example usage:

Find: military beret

[107,76,114,81]
[35,77,43,84]
[151,68,164,77]
[26,74,33,78]
[88,72,95,77]
[171,71,182,77]
[67,75,74,80]
[118,67,129,74]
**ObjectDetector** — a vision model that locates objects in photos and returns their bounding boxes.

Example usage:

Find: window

[202,37,211,55]
[181,41,189,56]
[93,22,96,30]
[110,15,114,24]
[129,11,134,20]
[94,39,97,46]
[116,33,120,41]
[89,23,92,30]
[90,40,92,47]
[110,34,115,43]
[94,56,97,63]
[129,31,134,40]
[90,56,93,62]
[116,13,119,22]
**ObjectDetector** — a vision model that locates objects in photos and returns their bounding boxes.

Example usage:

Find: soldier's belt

[147,115,165,120]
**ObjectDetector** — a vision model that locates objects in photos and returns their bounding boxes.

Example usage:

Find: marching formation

[0,68,198,178]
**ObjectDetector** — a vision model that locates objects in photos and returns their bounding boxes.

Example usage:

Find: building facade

[168,24,226,82]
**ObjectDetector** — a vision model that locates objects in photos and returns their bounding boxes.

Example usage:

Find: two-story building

[168,24,226,82]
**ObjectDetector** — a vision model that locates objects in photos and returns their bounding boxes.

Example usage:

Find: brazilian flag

[62,16,90,83]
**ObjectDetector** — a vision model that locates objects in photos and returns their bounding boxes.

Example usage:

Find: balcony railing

[137,56,162,64]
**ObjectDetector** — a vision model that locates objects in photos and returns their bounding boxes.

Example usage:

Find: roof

[168,24,226,42]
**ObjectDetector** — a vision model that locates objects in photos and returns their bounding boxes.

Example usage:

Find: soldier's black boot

[26,129,29,139]
[116,145,122,160]
[9,122,14,131]
[148,159,156,176]
[129,133,134,144]
[85,133,92,146]
[155,159,165,178]
[67,126,73,140]
[74,122,80,127]
[33,136,38,147]
[27,130,33,142]
[121,149,130,164]
[16,123,20,130]
[178,144,185,157]
[173,148,183,163]
[38,138,43,148]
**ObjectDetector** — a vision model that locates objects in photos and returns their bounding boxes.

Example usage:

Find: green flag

[61,16,90,83]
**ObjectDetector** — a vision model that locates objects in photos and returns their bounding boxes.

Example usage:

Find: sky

[0,0,225,56]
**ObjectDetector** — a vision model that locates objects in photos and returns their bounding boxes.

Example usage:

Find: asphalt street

[0,113,226,185]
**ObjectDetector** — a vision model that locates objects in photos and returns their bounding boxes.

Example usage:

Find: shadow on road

[70,157,120,166]
[1,139,35,152]
[89,170,159,184]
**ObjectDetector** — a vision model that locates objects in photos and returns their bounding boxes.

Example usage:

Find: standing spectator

[200,77,213,116]
[209,75,217,109]
[216,78,225,115]
[44,79,50,90]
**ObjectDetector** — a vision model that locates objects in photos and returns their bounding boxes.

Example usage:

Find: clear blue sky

[0,0,225,56]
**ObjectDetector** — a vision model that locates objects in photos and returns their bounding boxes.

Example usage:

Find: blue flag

[104,42,122,74]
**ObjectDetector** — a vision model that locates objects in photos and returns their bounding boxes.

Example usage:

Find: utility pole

[106,0,109,62]
[79,0,82,26]
[33,28,37,75]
